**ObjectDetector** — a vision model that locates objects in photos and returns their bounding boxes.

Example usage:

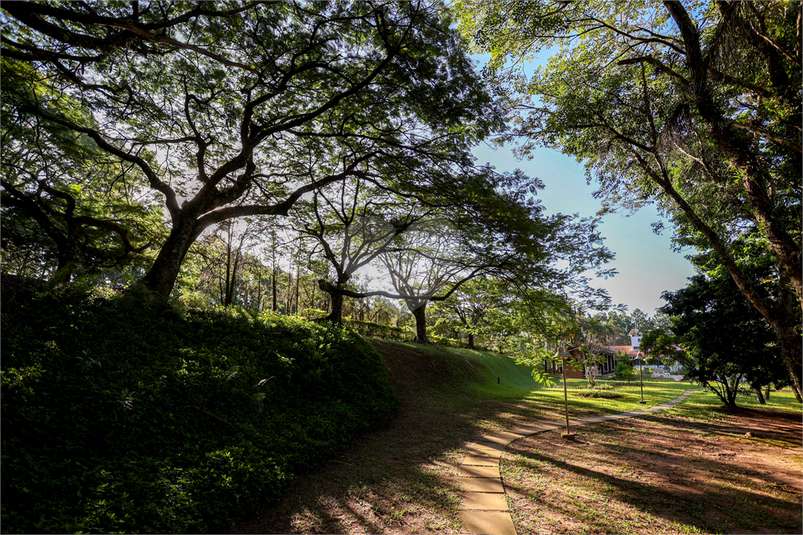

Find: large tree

[290,174,435,324]
[2,1,499,299]
[1,58,164,283]
[643,263,795,408]
[455,0,802,396]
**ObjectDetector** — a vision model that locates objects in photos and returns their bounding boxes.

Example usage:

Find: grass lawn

[234,341,802,534]
[503,389,802,535]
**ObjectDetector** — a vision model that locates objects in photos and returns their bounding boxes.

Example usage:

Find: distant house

[543,344,617,379]
[605,345,646,366]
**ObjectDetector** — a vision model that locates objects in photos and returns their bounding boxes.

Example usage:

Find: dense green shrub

[613,360,636,382]
[575,386,623,399]
[344,318,411,341]
[1,281,398,533]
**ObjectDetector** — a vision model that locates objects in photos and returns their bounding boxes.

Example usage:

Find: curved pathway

[456,389,700,535]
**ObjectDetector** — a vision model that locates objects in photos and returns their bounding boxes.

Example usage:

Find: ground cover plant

[234,342,711,534]
[1,280,397,533]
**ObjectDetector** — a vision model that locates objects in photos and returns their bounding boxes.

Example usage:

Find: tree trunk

[755,388,766,405]
[326,290,344,324]
[286,271,293,314]
[271,267,278,312]
[634,148,803,403]
[765,384,771,401]
[294,266,300,314]
[665,0,803,306]
[51,236,78,285]
[467,331,475,350]
[661,1,803,402]
[410,301,428,343]
[140,216,198,300]
[791,381,802,404]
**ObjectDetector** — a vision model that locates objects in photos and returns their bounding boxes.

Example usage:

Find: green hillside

[1,283,397,534]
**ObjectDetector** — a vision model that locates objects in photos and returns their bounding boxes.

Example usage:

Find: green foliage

[613,360,636,383]
[575,386,622,399]
[1,281,397,533]
[344,318,411,341]
[651,266,791,408]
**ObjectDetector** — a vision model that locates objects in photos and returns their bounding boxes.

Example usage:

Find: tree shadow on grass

[637,407,803,445]
[502,416,802,535]
[231,338,557,535]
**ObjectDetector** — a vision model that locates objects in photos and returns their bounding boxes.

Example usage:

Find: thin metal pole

[562,357,570,434]
[639,355,645,404]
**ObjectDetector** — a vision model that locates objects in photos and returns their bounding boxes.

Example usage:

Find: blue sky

[472,142,698,316]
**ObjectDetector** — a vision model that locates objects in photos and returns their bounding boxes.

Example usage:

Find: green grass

[529,377,697,417]
[666,387,802,419]
[374,341,701,413]
[371,341,707,426]
[449,347,544,397]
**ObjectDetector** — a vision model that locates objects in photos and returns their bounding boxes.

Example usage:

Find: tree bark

[271,267,278,312]
[791,381,802,404]
[410,301,429,343]
[467,331,475,350]
[326,290,344,324]
[140,215,199,300]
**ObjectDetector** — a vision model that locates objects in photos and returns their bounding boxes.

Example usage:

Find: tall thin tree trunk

[271,267,278,312]
[294,267,300,314]
[326,291,344,324]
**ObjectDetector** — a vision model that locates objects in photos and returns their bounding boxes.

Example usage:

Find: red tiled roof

[603,345,641,357]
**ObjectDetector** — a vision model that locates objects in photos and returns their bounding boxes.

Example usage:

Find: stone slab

[464,444,504,458]
[459,510,517,535]
[507,423,556,436]
[484,431,524,443]
[460,455,499,466]
[456,477,505,493]
[460,491,509,511]
[460,464,500,478]
[465,440,506,452]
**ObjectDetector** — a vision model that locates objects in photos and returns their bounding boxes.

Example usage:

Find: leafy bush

[344,318,411,341]
[613,360,637,382]
[575,387,623,399]
[1,280,398,533]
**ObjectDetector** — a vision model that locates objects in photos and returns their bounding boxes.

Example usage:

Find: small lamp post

[555,343,576,440]
[638,351,646,404]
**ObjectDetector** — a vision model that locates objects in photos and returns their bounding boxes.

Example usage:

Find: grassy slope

[1,284,398,534]
[236,339,801,534]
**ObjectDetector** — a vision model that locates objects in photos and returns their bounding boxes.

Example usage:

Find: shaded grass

[234,340,542,534]
[502,382,802,535]
[236,340,801,534]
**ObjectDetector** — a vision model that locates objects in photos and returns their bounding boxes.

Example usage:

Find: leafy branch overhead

[3,1,502,298]
[455,0,802,399]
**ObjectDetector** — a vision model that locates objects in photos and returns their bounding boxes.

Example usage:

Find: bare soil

[234,343,802,534]
[503,407,802,535]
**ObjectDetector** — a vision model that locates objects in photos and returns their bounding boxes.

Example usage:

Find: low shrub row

[344,318,411,341]
[1,282,398,533]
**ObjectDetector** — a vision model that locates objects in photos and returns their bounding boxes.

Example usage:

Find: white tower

[629,328,642,351]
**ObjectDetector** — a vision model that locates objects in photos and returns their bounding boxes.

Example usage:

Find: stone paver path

[456,389,699,535]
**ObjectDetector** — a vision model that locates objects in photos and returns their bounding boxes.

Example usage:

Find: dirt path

[455,389,700,534]
[233,346,801,534]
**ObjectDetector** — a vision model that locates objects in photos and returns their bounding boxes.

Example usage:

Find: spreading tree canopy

[2,1,501,298]
[456,0,802,396]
